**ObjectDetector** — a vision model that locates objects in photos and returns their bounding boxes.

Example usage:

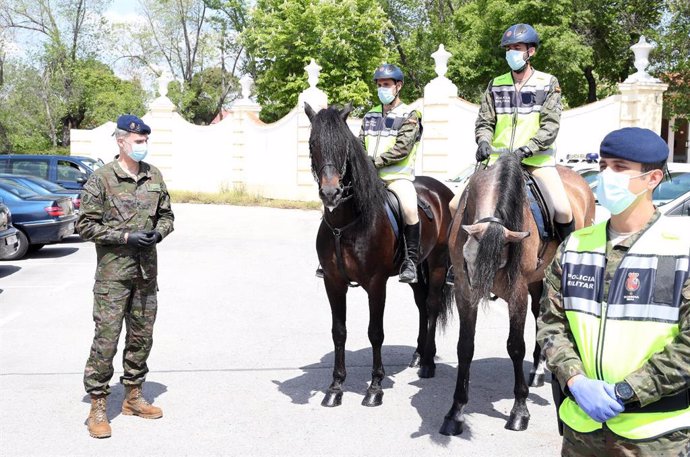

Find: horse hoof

[361,389,383,407]
[321,390,343,407]
[409,352,421,368]
[529,372,545,387]
[439,418,464,436]
[419,365,436,378]
[505,413,530,431]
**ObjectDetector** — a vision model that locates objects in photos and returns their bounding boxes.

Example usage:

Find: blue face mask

[128,142,149,162]
[595,168,650,215]
[377,87,396,105]
[506,49,527,72]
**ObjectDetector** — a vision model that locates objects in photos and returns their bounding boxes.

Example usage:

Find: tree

[243,0,391,122]
[654,0,690,121]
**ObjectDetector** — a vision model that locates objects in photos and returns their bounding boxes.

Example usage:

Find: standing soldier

[77,114,174,439]
[537,128,690,456]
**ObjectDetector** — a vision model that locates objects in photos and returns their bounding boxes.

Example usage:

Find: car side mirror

[76,175,87,184]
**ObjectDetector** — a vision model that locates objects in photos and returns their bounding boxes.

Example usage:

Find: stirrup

[399,260,418,284]
[445,265,455,286]
[315,265,324,278]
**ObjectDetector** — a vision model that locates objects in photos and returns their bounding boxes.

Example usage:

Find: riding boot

[399,222,420,283]
[554,219,575,243]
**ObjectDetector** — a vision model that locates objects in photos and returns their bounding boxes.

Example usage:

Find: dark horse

[441,152,595,435]
[305,102,455,407]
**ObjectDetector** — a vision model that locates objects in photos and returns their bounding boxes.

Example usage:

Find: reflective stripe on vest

[559,216,690,439]
[491,71,555,167]
[363,103,420,181]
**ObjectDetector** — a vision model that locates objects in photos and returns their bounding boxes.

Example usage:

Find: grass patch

[169,185,322,210]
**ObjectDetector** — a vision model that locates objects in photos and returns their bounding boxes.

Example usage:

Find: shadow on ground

[81,381,168,422]
[28,246,79,259]
[0,265,21,278]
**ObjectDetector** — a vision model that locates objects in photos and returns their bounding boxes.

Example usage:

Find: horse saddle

[522,170,553,241]
[384,190,434,242]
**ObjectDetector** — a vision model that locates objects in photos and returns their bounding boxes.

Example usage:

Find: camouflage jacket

[475,71,562,153]
[537,211,690,406]
[76,160,174,281]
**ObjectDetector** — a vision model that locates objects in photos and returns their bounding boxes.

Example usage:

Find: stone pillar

[617,36,668,136]
[296,60,327,200]
[145,72,177,181]
[228,75,261,188]
[422,45,458,179]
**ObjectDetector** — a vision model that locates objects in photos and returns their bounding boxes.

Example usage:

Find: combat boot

[87,395,111,439]
[122,385,163,419]
[399,222,421,283]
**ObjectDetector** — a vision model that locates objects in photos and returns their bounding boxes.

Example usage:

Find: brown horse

[305,103,455,407]
[440,152,595,435]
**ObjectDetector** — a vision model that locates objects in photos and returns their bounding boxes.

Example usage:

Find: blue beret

[116,114,151,135]
[599,127,668,163]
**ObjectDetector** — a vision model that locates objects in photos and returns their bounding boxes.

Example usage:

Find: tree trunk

[584,66,597,103]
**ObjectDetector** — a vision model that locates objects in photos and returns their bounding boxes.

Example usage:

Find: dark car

[0,173,81,212]
[0,154,104,190]
[0,201,19,259]
[0,179,78,260]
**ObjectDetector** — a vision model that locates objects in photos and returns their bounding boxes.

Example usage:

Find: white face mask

[595,168,651,215]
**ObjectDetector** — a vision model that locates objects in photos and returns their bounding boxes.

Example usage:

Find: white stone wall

[71,44,669,201]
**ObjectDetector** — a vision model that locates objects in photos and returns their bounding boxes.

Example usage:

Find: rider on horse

[361,64,423,283]
[449,23,574,242]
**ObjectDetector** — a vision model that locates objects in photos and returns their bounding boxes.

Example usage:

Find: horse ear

[504,229,530,243]
[304,103,316,122]
[340,103,353,122]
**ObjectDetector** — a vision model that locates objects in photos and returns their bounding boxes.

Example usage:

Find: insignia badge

[506,31,513,37]
[625,272,640,293]
[130,121,136,130]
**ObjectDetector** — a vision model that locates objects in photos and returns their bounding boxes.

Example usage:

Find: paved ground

[0,203,562,456]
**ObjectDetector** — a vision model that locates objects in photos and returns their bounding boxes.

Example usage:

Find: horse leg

[505,289,531,431]
[440,295,478,436]
[415,261,447,378]
[322,279,348,407]
[409,278,430,373]
[362,279,386,407]
[527,281,546,387]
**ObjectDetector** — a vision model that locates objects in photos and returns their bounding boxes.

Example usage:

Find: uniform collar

[114,159,151,181]
[607,209,661,249]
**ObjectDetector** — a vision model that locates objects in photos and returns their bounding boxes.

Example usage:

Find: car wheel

[27,244,45,253]
[2,230,29,260]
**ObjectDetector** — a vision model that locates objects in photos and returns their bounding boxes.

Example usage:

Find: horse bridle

[310,147,354,207]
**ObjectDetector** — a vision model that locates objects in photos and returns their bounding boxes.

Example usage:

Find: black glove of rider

[126,231,157,248]
[475,141,492,162]
[516,146,533,158]
[145,230,163,243]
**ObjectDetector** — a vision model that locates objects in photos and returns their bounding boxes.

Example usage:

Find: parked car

[0,174,81,211]
[446,164,477,193]
[0,154,104,190]
[0,179,78,260]
[0,201,19,259]
[591,163,690,206]
[660,190,690,217]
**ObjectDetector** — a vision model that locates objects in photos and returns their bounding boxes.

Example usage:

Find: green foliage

[654,0,690,118]
[243,0,391,122]
[167,67,239,124]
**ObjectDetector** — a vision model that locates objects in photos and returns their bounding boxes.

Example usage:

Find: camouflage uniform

[77,160,174,396]
[537,211,690,456]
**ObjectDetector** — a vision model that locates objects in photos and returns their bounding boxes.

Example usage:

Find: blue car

[0,178,78,260]
[0,173,82,212]
[0,154,104,190]
[0,202,19,259]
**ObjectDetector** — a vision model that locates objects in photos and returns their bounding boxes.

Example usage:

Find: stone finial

[240,74,253,100]
[431,44,451,78]
[305,59,321,89]
[157,71,172,97]
[625,36,660,83]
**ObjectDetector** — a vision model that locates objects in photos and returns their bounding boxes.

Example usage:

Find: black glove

[516,146,533,158]
[475,141,492,162]
[126,231,157,248]
[145,230,163,243]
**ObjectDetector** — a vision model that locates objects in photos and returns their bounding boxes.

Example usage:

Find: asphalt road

[0,203,562,456]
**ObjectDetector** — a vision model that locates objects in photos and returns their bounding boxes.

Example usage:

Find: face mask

[127,142,149,162]
[595,168,650,215]
[506,49,527,72]
[377,87,396,105]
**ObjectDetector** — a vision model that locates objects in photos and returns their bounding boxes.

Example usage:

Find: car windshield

[0,178,40,198]
[653,172,690,206]
[81,157,103,171]
[579,169,599,185]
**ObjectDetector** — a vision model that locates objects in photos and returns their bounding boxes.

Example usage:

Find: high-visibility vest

[559,216,690,440]
[362,103,421,181]
[490,70,555,167]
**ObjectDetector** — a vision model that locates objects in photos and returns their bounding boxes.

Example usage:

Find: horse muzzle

[319,185,344,212]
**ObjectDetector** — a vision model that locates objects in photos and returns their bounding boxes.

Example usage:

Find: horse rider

[449,23,573,242]
[537,127,690,456]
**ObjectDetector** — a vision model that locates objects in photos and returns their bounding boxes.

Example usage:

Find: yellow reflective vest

[559,216,690,440]
[489,70,556,167]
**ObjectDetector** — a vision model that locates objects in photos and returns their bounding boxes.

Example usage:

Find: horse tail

[438,279,455,330]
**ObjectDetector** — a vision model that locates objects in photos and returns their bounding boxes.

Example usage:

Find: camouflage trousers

[562,424,690,457]
[83,278,158,396]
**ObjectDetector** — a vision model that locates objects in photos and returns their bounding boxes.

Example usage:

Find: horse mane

[471,152,525,302]
[310,106,386,228]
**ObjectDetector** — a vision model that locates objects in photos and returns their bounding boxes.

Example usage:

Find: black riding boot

[554,219,575,243]
[400,222,420,283]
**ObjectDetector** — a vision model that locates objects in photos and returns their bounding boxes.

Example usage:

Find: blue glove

[569,376,625,423]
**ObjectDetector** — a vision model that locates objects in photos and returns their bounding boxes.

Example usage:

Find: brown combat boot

[87,395,111,439]
[122,385,163,419]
